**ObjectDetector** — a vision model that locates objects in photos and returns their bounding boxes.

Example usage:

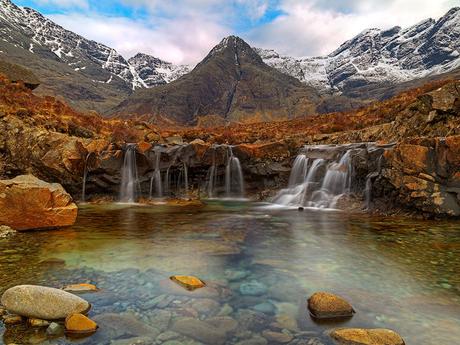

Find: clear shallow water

[0,201,459,345]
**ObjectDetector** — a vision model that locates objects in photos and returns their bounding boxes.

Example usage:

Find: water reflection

[0,202,459,345]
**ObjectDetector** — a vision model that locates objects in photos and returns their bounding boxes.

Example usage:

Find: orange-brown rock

[308,292,355,319]
[65,313,97,335]
[170,275,206,291]
[0,175,78,231]
[136,141,152,154]
[63,283,98,293]
[330,328,405,345]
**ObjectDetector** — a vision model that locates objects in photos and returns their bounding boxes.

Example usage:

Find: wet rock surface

[308,292,355,319]
[330,328,405,345]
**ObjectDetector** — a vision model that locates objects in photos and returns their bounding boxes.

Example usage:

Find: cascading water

[225,146,244,198]
[207,149,218,198]
[149,150,163,198]
[274,143,388,209]
[119,144,140,203]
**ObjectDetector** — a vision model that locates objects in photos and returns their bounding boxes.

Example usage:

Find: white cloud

[248,0,458,57]
[48,13,230,64]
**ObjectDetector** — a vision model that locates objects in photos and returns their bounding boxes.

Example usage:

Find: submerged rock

[1,285,90,320]
[0,175,78,231]
[63,283,99,293]
[47,322,65,336]
[172,317,227,345]
[240,281,268,296]
[65,313,98,335]
[330,328,405,345]
[170,275,206,291]
[262,330,293,343]
[28,318,50,327]
[308,292,354,319]
[2,314,23,325]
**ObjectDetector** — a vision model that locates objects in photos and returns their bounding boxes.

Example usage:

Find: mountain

[257,7,460,96]
[112,36,321,125]
[0,0,189,112]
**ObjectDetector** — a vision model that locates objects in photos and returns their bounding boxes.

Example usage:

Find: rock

[240,281,268,296]
[235,336,268,345]
[65,313,97,335]
[111,336,154,345]
[136,141,152,154]
[2,314,23,325]
[206,316,238,333]
[47,322,64,336]
[63,283,98,293]
[1,285,90,320]
[252,302,276,315]
[0,225,16,238]
[307,292,354,319]
[330,328,405,345]
[28,318,50,327]
[170,275,206,291]
[166,136,184,145]
[191,298,220,315]
[0,175,78,231]
[172,317,227,344]
[262,330,293,343]
[224,269,250,282]
[93,313,160,340]
[157,331,180,342]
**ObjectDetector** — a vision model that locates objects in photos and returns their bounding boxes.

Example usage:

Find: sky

[13,0,460,65]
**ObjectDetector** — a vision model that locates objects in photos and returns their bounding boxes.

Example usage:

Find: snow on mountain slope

[257,7,460,93]
[0,0,189,90]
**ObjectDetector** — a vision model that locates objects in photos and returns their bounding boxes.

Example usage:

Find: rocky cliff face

[112,36,321,125]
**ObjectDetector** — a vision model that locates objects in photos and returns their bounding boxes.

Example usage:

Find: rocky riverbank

[0,76,459,218]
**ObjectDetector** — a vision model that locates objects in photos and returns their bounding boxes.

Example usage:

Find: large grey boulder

[1,285,90,320]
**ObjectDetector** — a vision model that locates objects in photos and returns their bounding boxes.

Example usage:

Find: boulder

[330,328,405,345]
[1,285,90,320]
[307,292,354,319]
[0,175,78,231]
[65,313,98,335]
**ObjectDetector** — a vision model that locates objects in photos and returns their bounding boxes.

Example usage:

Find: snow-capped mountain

[257,7,460,93]
[0,0,188,90]
[128,53,191,88]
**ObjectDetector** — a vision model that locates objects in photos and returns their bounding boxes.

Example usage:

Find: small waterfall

[274,143,388,209]
[119,144,140,203]
[149,150,163,198]
[183,162,189,194]
[81,153,91,202]
[207,148,218,198]
[225,146,244,198]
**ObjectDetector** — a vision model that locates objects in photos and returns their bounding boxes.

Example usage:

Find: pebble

[47,322,64,336]
[262,330,293,343]
[28,318,50,327]
[65,313,98,335]
[240,281,268,296]
[2,314,23,325]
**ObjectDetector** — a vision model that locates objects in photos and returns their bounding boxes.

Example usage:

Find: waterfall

[119,144,140,203]
[149,150,163,198]
[81,153,91,202]
[207,147,218,198]
[274,143,387,209]
[225,146,244,198]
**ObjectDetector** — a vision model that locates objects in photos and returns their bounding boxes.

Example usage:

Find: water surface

[1,201,459,344]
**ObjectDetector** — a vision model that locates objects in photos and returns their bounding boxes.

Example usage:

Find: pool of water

[1,201,459,345]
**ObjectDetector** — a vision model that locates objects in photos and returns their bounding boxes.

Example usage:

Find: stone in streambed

[28,318,50,327]
[2,314,23,325]
[170,275,206,291]
[240,281,268,296]
[262,330,293,343]
[330,328,405,345]
[63,283,99,293]
[65,313,97,335]
[308,292,354,319]
[0,225,16,238]
[47,322,64,336]
[1,285,91,320]
[172,317,227,344]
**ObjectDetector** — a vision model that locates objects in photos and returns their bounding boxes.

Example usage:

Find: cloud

[248,0,458,56]
[48,12,230,65]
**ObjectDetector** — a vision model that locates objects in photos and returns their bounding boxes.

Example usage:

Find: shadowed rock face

[112,36,321,125]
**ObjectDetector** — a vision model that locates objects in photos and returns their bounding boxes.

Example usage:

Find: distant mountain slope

[112,36,321,125]
[257,7,460,94]
[0,0,190,111]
